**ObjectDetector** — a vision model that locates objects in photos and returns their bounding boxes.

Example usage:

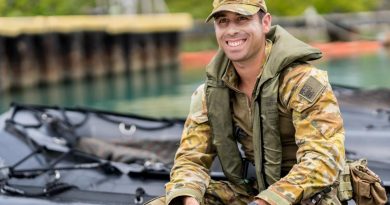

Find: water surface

[1,50,390,118]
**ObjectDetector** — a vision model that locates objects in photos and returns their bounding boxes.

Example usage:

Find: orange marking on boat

[180,41,382,70]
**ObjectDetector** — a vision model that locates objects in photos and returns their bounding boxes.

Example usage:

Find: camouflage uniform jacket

[165,28,345,205]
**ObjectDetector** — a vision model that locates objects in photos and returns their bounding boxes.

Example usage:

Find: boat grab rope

[6,104,90,130]
[7,103,178,132]
[0,144,123,198]
[95,112,176,131]
[1,181,77,197]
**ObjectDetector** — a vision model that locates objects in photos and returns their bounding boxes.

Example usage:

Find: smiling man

[146,0,345,205]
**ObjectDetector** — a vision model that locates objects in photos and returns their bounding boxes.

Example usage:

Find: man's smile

[226,39,246,47]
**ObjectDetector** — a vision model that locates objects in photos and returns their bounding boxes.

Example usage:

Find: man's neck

[233,50,266,99]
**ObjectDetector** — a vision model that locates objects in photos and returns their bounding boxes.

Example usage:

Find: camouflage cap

[206,0,268,22]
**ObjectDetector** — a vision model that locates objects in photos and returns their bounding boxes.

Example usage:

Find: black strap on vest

[234,126,259,195]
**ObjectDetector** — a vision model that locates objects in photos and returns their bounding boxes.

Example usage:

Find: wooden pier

[0,14,192,91]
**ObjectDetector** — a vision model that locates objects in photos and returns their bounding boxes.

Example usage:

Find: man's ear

[262,13,272,33]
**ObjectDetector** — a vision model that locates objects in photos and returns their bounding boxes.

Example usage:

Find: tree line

[0,0,96,16]
[0,0,384,17]
[166,0,382,19]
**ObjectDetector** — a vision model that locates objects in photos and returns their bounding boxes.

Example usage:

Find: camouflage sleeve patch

[280,64,330,113]
[189,84,208,124]
[298,76,326,103]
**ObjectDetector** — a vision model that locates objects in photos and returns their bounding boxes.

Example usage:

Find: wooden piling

[128,34,144,72]
[84,32,108,78]
[0,37,10,92]
[155,32,173,67]
[0,14,193,91]
[15,35,40,88]
[68,32,86,81]
[40,33,64,84]
[108,34,127,75]
[142,34,158,70]
[167,32,180,66]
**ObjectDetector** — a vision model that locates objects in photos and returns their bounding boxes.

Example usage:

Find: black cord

[9,103,179,132]
[7,148,121,179]
[60,107,90,128]
[1,181,77,197]
[10,147,43,170]
[6,107,43,128]
[95,113,175,131]
[7,104,90,130]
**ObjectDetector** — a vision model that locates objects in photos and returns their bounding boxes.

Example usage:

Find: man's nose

[225,23,240,36]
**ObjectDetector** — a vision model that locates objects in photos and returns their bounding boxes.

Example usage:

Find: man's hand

[250,199,270,205]
[182,196,199,205]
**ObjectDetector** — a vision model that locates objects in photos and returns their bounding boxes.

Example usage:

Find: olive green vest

[205,25,322,192]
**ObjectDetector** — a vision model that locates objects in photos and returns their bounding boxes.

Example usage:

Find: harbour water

[322,49,390,89]
[1,50,390,118]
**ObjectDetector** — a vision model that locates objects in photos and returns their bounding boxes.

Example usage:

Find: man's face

[214,11,271,63]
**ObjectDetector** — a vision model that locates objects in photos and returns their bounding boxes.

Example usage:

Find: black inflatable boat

[0,84,389,205]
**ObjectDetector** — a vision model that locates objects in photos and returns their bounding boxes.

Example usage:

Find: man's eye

[218,18,228,24]
[238,16,249,21]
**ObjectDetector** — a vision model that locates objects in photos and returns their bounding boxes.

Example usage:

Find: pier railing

[0,14,192,91]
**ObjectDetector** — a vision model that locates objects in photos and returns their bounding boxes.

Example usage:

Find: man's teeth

[227,40,244,47]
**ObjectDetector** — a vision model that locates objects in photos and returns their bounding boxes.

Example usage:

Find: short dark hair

[258,10,266,20]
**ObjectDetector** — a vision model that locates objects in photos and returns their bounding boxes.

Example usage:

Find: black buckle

[242,158,258,195]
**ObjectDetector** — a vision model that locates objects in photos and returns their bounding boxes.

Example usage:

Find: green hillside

[1,0,381,17]
[0,0,96,16]
[166,0,382,19]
